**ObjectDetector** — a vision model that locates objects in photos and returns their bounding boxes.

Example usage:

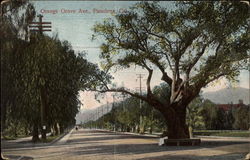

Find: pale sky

[32,1,249,111]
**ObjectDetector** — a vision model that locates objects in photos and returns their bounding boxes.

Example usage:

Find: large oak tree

[92,1,249,139]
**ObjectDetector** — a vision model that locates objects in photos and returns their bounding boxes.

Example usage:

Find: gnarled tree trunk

[164,105,189,139]
[54,123,59,135]
[32,123,39,142]
[59,123,64,134]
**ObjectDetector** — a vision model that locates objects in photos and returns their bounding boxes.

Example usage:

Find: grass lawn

[2,134,29,140]
[212,132,250,137]
[42,135,61,143]
[194,130,250,137]
[2,134,61,143]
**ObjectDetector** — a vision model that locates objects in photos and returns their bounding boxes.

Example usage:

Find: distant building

[217,99,246,112]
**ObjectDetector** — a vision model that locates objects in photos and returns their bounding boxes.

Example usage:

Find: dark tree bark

[40,86,47,140]
[149,127,153,134]
[32,123,39,142]
[1,103,7,133]
[164,106,189,139]
[54,123,59,135]
[59,124,64,134]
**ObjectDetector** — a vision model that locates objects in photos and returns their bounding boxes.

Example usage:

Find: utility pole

[29,15,52,34]
[96,108,98,129]
[121,92,126,132]
[112,94,116,132]
[29,14,51,141]
[98,107,100,129]
[121,82,126,112]
[102,105,104,129]
[136,74,144,134]
[105,93,109,130]
[91,113,94,129]
[106,93,109,113]
[122,93,125,111]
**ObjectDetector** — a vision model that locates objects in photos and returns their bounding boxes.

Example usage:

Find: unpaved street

[2,129,249,160]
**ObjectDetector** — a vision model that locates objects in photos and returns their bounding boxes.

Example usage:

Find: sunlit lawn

[194,130,250,137]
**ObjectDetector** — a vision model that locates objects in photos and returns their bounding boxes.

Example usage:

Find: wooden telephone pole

[29,14,51,141]
[136,74,145,133]
[29,14,51,34]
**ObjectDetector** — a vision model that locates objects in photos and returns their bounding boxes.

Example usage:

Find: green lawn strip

[2,134,64,143]
[2,134,29,140]
[42,135,60,143]
[194,130,250,137]
[212,132,250,137]
[2,136,16,140]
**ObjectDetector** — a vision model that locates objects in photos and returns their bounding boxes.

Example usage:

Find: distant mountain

[76,87,249,124]
[75,103,112,124]
[202,87,249,105]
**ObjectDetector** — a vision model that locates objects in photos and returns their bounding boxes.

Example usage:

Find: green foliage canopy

[92,1,249,109]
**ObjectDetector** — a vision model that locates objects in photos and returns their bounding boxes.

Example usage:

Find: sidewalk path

[1,130,74,159]
[1,133,52,150]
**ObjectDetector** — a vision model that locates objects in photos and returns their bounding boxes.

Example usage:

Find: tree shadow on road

[68,143,199,156]
[136,152,247,160]
[67,130,249,146]
[3,129,249,160]
[66,140,249,158]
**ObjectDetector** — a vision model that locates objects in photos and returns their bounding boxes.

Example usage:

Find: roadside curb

[53,128,75,145]
[196,135,250,139]
[50,128,74,145]
[95,129,160,138]
[121,131,160,138]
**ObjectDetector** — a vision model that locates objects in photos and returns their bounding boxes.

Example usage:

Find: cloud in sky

[33,1,249,110]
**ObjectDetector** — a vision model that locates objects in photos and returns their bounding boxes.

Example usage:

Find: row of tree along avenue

[1,1,249,142]
[91,1,249,139]
[82,83,250,137]
[1,0,111,142]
